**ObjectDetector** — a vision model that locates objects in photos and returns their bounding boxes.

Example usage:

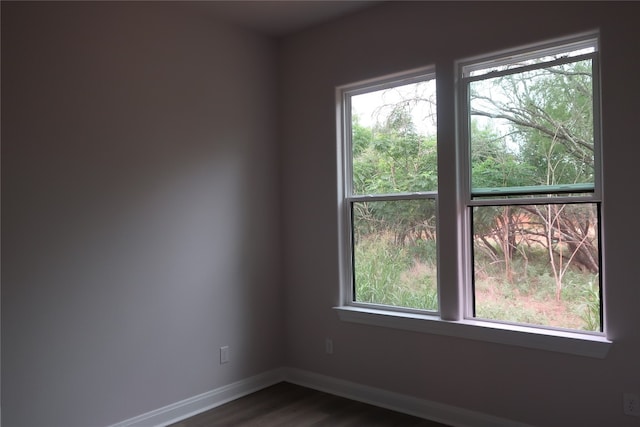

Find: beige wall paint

[2,2,283,426]
[280,2,640,427]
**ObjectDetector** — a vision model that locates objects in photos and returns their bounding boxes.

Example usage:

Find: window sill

[334,306,611,359]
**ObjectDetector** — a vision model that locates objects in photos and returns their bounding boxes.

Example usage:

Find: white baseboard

[108,368,286,427]
[109,367,534,427]
[283,368,535,427]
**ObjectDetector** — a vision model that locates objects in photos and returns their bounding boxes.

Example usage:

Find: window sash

[341,67,437,200]
[340,67,438,312]
[459,35,603,330]
[348,197,439,314]
[347,200,440,316]
[469,201,603,332]
[459,52,602,204]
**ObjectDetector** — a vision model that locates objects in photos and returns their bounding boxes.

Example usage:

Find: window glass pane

[350,79,437,195]
[472,203,600,331]
[353,199,438,311]
[470,59,594,195]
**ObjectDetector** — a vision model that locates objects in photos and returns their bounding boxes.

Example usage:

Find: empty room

[2,1,639,426]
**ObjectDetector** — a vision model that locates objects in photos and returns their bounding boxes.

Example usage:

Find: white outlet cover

[220,346,230,364]
[325,338,333,354]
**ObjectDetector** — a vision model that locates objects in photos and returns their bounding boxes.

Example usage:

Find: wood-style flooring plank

[169,382,450,427]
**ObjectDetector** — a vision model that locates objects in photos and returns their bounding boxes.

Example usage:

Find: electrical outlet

[325,338,333,355]
[220,346,230,364]
[623,393,640,416]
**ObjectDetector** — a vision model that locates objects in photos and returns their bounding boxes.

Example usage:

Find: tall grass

[577,278,601,332]
[473,250,601,331]
[355,234,600,331]
[354,235,438,311]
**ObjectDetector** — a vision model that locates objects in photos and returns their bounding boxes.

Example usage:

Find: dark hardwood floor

[169,382,450,427]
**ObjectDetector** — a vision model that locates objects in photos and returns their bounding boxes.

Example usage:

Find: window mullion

[437,60,464,321]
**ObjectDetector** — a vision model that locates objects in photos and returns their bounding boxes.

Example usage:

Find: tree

[351,105,437,246]
[469,57,599,284]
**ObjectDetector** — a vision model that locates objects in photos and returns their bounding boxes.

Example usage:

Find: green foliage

[470,59,595,189]
[473,245,600,329]
[352,109,437,196]
[577,278,601,332]
[354,235,437,311]
[352,103,437,249]
[470,121,536,190]
[349,59,601,330]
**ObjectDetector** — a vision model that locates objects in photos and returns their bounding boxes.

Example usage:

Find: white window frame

[338,66,439,316]
[335,31,612,359]
[459,33,603,329]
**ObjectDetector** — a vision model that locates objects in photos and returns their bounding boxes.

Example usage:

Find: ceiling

[204,1,380,36]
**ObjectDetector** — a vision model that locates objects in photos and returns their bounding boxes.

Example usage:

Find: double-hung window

[460,35,602,332]
[337,32,608,356]
[340,67,438,313]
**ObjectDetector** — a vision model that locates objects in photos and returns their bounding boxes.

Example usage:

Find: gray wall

[280,2,640,427]
[3,1,640,427]
[2,2,283,426]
